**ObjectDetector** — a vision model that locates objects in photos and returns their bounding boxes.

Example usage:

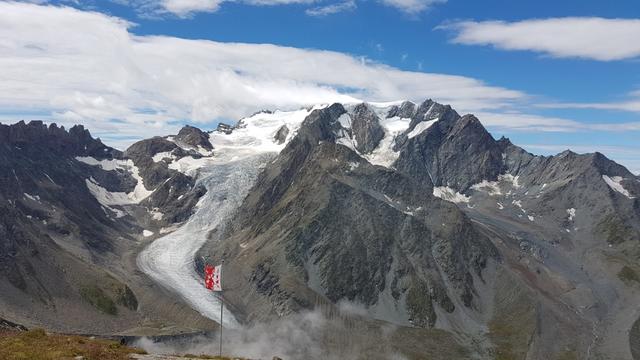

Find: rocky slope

[198,100,640,359]
[0,121,217,335]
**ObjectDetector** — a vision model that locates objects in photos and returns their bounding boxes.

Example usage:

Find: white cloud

[121,0,313,18]
[477,112,640,132]
[380,0,445,15]
[537,90,640,113]
[305,0,356,16]
[162,0,223,16]
[440,17,640,61]
[0,2,525,147]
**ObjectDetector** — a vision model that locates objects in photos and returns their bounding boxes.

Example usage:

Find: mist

[133,302,409,360]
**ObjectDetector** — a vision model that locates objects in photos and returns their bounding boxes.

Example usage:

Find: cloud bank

[0,1,523,147]
[440,17,640,61]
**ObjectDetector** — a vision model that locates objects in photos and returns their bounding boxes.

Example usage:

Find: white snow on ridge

[602,175,634,199]
[362,115,411,168]
[143,230,154,237]
[76,157,153,203]
[209,106,324,155]
[23,193,40,202]
[408,119,437,139]
[168,156,216,177]
[433,186,470,203]
[152,151,176,163]
[567,208,576,221]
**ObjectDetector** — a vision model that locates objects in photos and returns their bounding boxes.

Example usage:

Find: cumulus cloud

[305,0,356,17]
[440,17,640,61]
[162,0,223,16]
[0,2,524,147]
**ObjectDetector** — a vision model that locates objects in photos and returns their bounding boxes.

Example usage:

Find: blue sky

[1,0,639,172]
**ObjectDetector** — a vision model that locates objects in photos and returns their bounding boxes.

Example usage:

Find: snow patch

[567,208,576,221]
[407,119,438,139]
[471,180,502,196]
[602,175,634,199]
[337,113,351,129]
[85,178,133,206]
[362,113,411,168]
[143,230,154,237]
[498,174,521,188]
[76,157,153,203]
[169,156,216,177]
[23,193,40,202]
[152,151,177,163]
[433,186,470,204]
[150,208,164,220]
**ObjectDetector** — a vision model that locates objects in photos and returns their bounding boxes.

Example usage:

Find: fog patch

[133,306,409,360]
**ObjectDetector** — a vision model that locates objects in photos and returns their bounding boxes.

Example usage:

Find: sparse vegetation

[555,349,578,360]
[114,284,138,311]
[0,328,146,360]
[595,214,637,245]
[618,266,640,285]
[488,272,537,360]
[80,285,117,315]
[406,279,436,328]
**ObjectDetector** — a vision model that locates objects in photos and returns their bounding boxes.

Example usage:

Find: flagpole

[219,263,223,358]
[219,292,223,358]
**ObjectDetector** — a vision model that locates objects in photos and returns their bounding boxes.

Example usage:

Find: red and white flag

[204,264,222,292]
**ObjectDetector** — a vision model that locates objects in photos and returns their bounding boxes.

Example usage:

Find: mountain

[0,120,216,334]
[1,100,639,359]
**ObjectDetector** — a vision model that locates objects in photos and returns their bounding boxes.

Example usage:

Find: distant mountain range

[1,100,639,359]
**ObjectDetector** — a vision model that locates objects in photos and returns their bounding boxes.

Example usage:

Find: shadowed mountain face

[2,100,640,359]
[211,104,498,331]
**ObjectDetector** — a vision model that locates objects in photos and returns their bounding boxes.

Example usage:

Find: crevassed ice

[137,106,325,327]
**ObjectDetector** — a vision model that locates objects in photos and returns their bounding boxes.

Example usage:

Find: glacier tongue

[136,107,319,327]
[137,151,275,328]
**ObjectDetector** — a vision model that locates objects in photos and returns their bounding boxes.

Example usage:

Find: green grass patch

[0,329,146,360]
[80,285,117,315]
